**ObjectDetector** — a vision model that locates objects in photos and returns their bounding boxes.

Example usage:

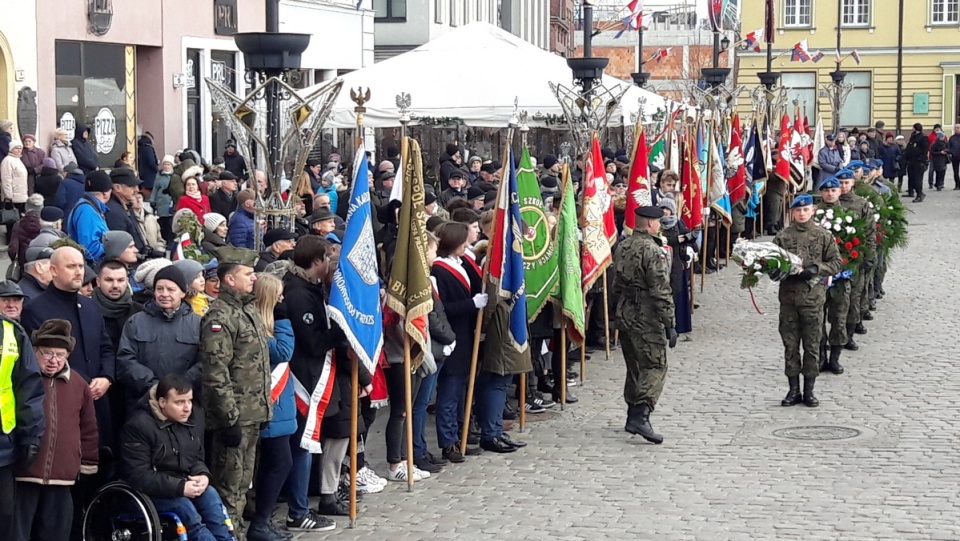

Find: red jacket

[175,194,211,222]
[16,367,98,485]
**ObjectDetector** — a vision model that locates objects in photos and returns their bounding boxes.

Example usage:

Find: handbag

[5,257,21,281]
[0,202,19,225]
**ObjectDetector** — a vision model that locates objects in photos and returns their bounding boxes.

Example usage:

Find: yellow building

[737,0,960,132]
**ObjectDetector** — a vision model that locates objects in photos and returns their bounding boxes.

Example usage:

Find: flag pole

[580,288,587,385]
[518,119,528,434]
[559,320,567,411]
[602,270,611,360]
[397,95,416,493]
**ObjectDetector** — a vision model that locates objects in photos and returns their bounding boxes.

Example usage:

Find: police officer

[201,246,270,539]
[837,169,876,349]
[611,205,676,444]
[774,194,842,407]
[816,177,849,375]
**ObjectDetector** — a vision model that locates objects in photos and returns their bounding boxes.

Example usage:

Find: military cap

[868,158,883,169]
[309,207,336,224]
[634,205,664,219]
[790,193,814,208]
[263,228,298,246]
[211,246,260,268]
[835,169,855,180]
[110,167,142,187]
[847,159,865,170]
[819,177,841,190]
[0,281,24,298]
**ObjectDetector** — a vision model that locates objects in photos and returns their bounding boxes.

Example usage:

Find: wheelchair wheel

[82,481,163,541]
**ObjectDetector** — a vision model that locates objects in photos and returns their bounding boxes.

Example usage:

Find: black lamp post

[568,1,607,94]
[631,23,650,88]
[702,29,731,88]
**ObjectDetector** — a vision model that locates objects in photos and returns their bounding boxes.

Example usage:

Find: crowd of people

[0,114,910,541]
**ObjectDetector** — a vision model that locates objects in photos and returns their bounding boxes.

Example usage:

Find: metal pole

[266,0,280,33]
[836,0,843,54]
[583,4,593,58]
[895,0,904,134]
[765,43,773,122]
[713,30,720,69]
[636,24,644,73]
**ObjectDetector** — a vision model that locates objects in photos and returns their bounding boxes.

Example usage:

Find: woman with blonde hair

[50,128,77,172]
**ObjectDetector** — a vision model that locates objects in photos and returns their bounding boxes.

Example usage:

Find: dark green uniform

[817,201,852,349]
[201,282,270,537]
[611,230,675,409]
[839,191,876,326]
[773,221,842,377]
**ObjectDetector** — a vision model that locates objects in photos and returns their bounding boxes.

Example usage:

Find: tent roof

[304,22,667,129]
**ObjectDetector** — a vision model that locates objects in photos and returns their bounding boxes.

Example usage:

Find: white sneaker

[359,466,388,487]
[343,471,383,494]
[413,464,431,479]
[385,462,424,482]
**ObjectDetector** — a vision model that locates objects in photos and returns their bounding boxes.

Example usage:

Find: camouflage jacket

[200,286,271,430]
[839,191,877,254]
[611,230,675,343]
[773,221,842,307]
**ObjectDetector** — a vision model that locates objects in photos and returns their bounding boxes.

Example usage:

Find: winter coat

[106,195,146,255]
[67,194,110,262]
[949,134,960,161]
[0,316,45,469]
[71,125,99,174]
[169,159,197,204]
[222,151,248,181]
[49,140,76,172]
[261,319,296,439]
[480,300,533,376]
[120,386,210,499]
[150,172,174,218]
[137,135,159,190]
[16,366,98,485]
[35,166,61,203]
[662,221,697,294]
[201,230,228,254]
[56,171,85,214]
[1,154,28,203]
[117,301,202,407]
[431,257,480,378]
[0,131,10,161]
[816,145,843,187]
[931,139,949,171]
[8,210,41,263]
[879,143,902,178]
[20,147,46,195]
[905,131,930,166]
[175,193,211,221]
[209,189,237,219]
[428,287,456,362]
[438,155,462,184]
[228,208,255,249]
[16,273,45,302]
[134,207,165,252]
[29,225,66,250]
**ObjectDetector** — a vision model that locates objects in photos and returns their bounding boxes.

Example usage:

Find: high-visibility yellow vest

[0,320,20,434]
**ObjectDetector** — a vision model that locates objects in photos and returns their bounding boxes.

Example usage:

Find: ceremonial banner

[624,127,652,234]
[581,135,614,291]
[727,114,747,205]
[328,146,383,374]
[811,113,825,169]
[774,114,793,187]
[517,147,558,321]
[552,165,585,343]
[708,130,732,225]
[680,133,704,231]
[385,137,433,368]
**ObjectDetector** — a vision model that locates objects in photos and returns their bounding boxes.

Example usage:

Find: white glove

[442,341,457,357]
[472,293,488,309]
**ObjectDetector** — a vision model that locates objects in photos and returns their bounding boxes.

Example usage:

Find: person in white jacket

[1,139,28,237]
[49,129,77,173]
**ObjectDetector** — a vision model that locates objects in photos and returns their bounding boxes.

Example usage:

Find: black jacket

[71,124,99,174]
[931,139,949,171]
[430,258,480,378]
[209,189,237,219]
[905,131,930,165]
[106,194,149,255]
[137,136,159,190]
[438,155,462,184]
[16,273,45,302]
[120,386,209,499]
[662,222,696,294]
[222,151,248,181]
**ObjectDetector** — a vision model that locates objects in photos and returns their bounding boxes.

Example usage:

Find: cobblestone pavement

[284,191,958,540]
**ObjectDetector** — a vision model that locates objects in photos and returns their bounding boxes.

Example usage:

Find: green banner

[551,165,585,342]
[518,147,558,321]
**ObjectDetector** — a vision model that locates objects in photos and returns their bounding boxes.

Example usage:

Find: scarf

[661,215,678,229]
[94,287,134,318]
[185,189,202,201]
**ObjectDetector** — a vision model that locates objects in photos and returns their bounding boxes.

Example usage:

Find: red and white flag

[580,135,615,291]
[651,48,671,62]
[851,50,862,65]
[294,350,337,453]
[623,127,652,234]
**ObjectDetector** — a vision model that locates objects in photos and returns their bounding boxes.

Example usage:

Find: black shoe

[937,186,943,191]
[819,344,829,372]
[854,322,868,335]
[803,376,819,407]
[499,432,527,448]
[426,451,448,466]
[869,299,877,311]
[625,403,663,444]
[467,431,480,445]
[479,437,517,453]
[844,323,859,350]
[269,521,294,540]
[464,445,483,456]
[781,376,803,406]
[317,495,350,517]
[442,445,465,463]
[862,310,874,321]
[828,346,844,375]
[919,193,927,202]
[415,456,443,473]
[503,403,518,420]
[248,522,285,541]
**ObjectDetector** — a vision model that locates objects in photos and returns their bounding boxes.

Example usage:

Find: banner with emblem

[581,134,614,291]
[624,126,652,234]
[516,147,558,321]
[327,145,383,374]
[552,164,586,343]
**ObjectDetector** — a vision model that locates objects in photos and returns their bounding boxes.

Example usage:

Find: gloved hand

[472,293,488,309]
[220,423,242,448]
[798,265,819,280]
[442,340,457,357]
[768,267,789,282]
[665,327,678,349]
[19,444,39,467]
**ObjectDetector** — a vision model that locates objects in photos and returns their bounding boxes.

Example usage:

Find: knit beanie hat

[658,196,677,215]
[101,230,134,262]
[31,319,76,353]
[203,213,227,235]
[161,155,175,166]
[154,265,187,293]
[26,193,44,213]
[173,259,204,287]
[134,258,172,290]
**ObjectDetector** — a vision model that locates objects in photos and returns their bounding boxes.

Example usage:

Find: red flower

[841,257,848,264]
[835,237,841,244]
[850,250,859,259]
[844,242,853,250]
[852,237,860,246]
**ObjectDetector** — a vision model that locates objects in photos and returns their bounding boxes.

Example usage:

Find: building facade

[738,0,960,132]
[550,0,575,56]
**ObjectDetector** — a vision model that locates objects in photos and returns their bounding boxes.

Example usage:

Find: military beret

[819,177,841,190]
[868,158,883,169]
[835,169,855,180]
[847,160,865,170]
[634,205,664,219]
[211,246,260,268]
[790,193,814,208]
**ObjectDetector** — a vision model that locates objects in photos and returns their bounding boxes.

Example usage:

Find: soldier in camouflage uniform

[837,169,877,350]
[816,177,850,375]
[611,205,676,444]
[201,246,270,540]
[773,194,842,408]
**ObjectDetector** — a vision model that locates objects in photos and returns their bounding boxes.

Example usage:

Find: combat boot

[624,404,642,434]
[869,298,877,311]
[802,376,819,407]
[627,404,663,444]
[819,343,829,372]
[862,310,874,321]
[844,324,859,350]
[827,346,844,375]
[781,376,803,406]
[854,322,868,334]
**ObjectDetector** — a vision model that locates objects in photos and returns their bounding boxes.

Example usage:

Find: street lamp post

[702,29,731,88]
[631,23,650,88]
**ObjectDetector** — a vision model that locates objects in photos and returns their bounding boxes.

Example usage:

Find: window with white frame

[781,72,818,119]
[374,0,406,21]
[450,0,457,26]
[839,72,871,127]
[783,0,812,28]
[932,0,960,23]
[842,0,870,26]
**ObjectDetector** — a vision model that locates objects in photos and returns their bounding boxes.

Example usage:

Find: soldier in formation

[816,177,849,375]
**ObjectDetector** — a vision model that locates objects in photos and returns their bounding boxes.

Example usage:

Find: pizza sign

[94,107,116,154]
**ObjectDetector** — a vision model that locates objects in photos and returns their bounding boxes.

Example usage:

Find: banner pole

[402,335,415,492]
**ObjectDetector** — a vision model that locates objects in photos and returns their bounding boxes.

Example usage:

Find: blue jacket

[57,171,86,214]
[261,319,296,438]
[68,194,110,262]
[316,184,339,216]
[137,136,159,190]
[71,124,99,174]
[150,172,174,218]
[878,143,902,179]
[228,208,255,249]
[0,316,45,468]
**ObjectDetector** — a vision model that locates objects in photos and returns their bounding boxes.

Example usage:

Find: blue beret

[819,177,840,189]
[847,160,865,170]
[868,158,883,169]
[790,193,814,208]
[835,169,855,180]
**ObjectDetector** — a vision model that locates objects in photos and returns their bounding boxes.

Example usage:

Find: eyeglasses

[37,349,68,361]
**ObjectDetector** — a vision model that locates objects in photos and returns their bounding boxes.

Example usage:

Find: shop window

[781,72,817,120]
[185,48,202,154]
[210,50,237,157]
[374,0,406,21]
[839,72,871,127]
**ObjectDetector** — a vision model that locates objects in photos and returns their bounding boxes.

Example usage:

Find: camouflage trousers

[861,257,878,316]
[620,332,668,408]
[780,303,824,377]
[846,265,868,324]
[875,251,888,294]
[210,425,260,539]
[821,280,851,347]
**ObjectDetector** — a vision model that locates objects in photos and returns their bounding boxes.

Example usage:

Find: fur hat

[134,258,172,290]
[181,165,205,184]
[31,319,76,353]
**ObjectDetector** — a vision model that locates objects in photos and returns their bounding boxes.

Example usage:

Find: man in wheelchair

[120,373,235,541]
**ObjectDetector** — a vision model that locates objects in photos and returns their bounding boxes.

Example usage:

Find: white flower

[753,263,761,270]
[873,213,880,221]
[868,202,875,209]
[815,209,825,215]
[754,271,763,276]
[845,216,853,223]
[825,209,834,219]
[846,226,855,234]
[833,224,842,231]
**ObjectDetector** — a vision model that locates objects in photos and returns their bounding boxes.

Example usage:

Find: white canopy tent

[303,22,667,129]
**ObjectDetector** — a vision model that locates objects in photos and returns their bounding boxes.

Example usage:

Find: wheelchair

[82,481,189,541]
